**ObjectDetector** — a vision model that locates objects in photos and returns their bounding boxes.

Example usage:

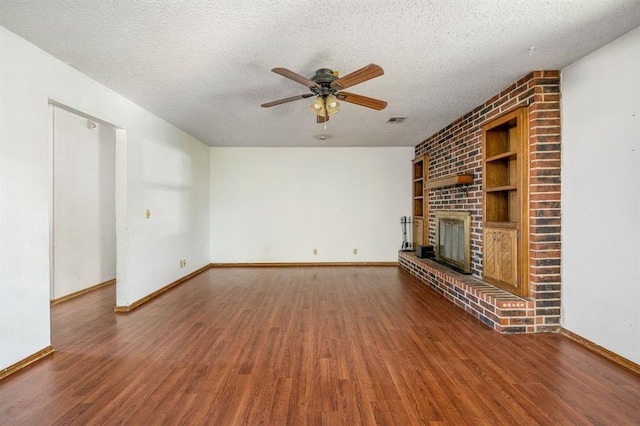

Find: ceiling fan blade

[336,92,388,110]
[317,114,328,123]
[330,64,384,90]
[272,68,321,89]
[261,93,314,108]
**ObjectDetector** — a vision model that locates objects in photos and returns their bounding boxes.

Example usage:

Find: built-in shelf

[485,185,517,192]
[486,151,517,162]
[484,221,517,229]
[412,155,428,248]
[424,174,473,190]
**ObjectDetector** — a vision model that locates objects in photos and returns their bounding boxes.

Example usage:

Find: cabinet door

[483,227,500,282]
[483,227,518,291]
[497,228,518,288]
[413,218,424,248]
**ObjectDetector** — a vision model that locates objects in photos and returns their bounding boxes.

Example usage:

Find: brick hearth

[399,251,539,333]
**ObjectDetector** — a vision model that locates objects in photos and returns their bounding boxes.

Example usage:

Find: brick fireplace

[399,71,561,333]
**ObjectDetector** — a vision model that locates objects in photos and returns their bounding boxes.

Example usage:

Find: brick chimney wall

[412,71,561,332]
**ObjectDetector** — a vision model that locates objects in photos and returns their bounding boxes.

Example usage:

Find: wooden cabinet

[483,227,518,290]
[482,107,529,296]
[412,155,428,248]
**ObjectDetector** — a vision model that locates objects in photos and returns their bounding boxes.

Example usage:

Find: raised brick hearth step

[398,251,538,333]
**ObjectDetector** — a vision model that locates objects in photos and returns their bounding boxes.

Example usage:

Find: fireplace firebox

[435,211,472,274]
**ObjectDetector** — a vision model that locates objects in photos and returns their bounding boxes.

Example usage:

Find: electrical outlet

[313,248,318,255]
[353,248,358,255]
[179,259,186,268]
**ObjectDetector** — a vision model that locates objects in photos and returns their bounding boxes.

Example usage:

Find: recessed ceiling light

[387,116,407,123]
[314,134,331,141]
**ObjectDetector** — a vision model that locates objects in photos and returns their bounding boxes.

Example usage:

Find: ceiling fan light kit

[310,94,340,118]
[262,64,387,123]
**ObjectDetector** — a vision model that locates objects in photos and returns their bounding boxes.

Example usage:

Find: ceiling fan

[261,63,387,123]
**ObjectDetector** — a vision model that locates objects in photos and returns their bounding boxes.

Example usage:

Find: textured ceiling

[2,0,640,147]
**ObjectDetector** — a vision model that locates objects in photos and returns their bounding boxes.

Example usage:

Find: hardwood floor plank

[1,266,639,425]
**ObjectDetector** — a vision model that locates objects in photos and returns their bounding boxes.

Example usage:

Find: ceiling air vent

[387,116,407,123]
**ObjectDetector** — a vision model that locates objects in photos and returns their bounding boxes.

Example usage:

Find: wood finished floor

[1,266,639,425]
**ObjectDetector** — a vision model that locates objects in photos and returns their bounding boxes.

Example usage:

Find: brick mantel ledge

[398,251,545,333]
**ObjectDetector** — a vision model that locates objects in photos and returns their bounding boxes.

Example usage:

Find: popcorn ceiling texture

[0,0,638,147]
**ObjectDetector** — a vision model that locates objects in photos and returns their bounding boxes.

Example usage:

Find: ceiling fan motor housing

[311,69,339,96]
[312,68,338,84]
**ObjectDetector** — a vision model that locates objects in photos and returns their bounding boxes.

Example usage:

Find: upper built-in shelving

[413,156,426,218]
[412,155,428,247]
[483,108,526,224]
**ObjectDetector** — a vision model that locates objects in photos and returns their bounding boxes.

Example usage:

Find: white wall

[562,26,640,364]
[52,107,116,299]
[0,26,210,371]
[210,147,414,263]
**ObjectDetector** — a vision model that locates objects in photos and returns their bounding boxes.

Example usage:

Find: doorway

[48,104,118,305]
